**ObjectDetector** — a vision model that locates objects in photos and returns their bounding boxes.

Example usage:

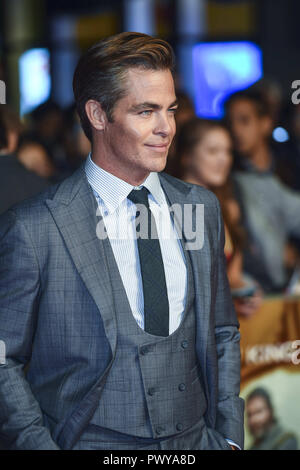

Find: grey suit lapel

[45,165,117,353]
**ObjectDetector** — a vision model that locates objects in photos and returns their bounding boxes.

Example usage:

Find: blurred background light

[272,126,290,143]
[19,48,51,116]
[123,0,155,35]
[193,41,263,118]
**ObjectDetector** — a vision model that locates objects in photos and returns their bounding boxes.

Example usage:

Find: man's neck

[254,421,276,446]
[90,152,150,187]
[246,144,272,171]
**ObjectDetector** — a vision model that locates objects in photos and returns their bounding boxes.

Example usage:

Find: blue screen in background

[19,48,51,116]
[193,41,263,119]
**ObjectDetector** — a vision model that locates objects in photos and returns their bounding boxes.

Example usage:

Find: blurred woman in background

[176,118,263,317]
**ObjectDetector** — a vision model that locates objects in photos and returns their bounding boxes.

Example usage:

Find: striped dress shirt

[84,153,187,334]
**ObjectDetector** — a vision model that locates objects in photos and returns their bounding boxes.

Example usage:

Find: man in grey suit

[0,32,244,450]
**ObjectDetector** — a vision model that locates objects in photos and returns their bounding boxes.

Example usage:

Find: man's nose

[231,120,242,138]
[228,120,236,134]
[154,113,174,137]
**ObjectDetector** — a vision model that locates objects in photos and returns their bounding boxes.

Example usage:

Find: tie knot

[127,186,150,207]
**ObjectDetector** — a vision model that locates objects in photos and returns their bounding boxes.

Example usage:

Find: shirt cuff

[225,439,241,450]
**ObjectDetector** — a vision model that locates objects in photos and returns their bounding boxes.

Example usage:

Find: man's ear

[85,100,108,132]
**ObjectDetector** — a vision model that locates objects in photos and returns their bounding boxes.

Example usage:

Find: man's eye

[140,110,152,116]
[169,108,178,114]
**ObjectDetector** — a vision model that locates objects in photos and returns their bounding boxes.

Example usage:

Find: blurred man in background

[0,105,49,215]
[225,89,300,293]
[246,388,298,450]
[26,100,66,171]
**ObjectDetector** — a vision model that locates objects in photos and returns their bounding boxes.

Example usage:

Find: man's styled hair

[73,32,176,142]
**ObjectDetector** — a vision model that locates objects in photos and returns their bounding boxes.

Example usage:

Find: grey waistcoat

[82,236,208,441]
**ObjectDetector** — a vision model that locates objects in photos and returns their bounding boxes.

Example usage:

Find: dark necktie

[127,186,169,336]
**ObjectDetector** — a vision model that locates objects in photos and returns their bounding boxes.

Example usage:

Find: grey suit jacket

[0,164,244,450]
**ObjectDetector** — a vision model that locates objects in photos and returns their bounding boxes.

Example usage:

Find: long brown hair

[176,117,246,252]
[214,180,246,253]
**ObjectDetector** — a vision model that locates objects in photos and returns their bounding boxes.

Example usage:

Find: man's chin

[147,156,168,173]
[251,427,268,440]
[236,146,253,156]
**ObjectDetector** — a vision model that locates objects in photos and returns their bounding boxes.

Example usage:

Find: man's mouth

[144,143,169,152]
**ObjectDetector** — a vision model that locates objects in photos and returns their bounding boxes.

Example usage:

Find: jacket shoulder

[159,171,220,208]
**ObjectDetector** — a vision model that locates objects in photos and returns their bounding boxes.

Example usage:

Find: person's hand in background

[232,276,264,318]
[233,285,264,317]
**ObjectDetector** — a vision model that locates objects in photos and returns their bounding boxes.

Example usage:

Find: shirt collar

[84,152,165,214]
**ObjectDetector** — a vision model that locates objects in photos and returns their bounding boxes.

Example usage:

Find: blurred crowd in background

[2,78,300,318]
[166,81,300,315]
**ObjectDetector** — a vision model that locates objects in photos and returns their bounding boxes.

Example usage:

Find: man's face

[246,396,273,439]
[226,98,269,155]
[99,68,177,184]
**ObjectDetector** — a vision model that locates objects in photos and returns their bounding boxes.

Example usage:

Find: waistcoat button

[156,426,165,435]
[181,340,188,349]
[176,423,183,431]
[148,387,156,396]
[178,383,186,391]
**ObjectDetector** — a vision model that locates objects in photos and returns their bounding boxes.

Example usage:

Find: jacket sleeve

[213,196,245,450]
[0,210,60,450]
